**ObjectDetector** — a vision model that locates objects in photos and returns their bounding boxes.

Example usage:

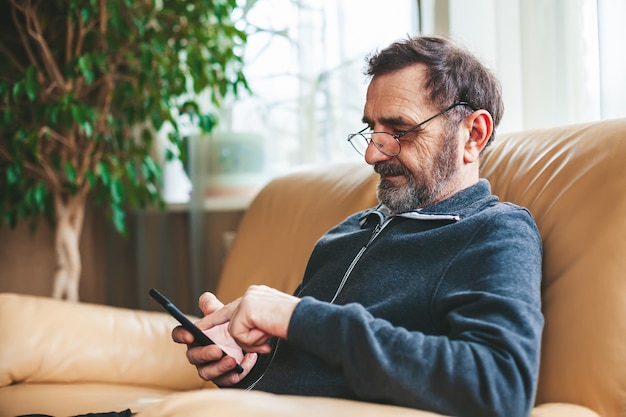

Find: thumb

[198,292,224,315]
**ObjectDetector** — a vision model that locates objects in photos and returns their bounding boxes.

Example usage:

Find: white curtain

[421,0,626,132]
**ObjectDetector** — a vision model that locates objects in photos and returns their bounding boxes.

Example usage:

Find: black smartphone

[149,288,244,374]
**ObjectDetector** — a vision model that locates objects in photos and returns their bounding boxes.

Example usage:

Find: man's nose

[364,140,394,165]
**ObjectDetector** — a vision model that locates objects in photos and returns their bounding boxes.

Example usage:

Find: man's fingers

[241,351,258,368]
[172,325,194,344]
[198,356,240,381]
[211,352,258,386]
[186,344,225,366]
[230,327,272,353]
[198,292,224,315]
[196,299,238,330]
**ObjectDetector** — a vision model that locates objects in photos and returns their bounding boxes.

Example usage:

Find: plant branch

[98,62,115,132]
[73,128,97,189]
[73,9,98,58]
[9,0,41,74]
[0,145,12,161]
[0,41,26,73]
[21,1,69,92]
[72,9,98,99]
[39,126,71,147]
[99,0,107,34]
[65,15,73,66]
[22,160,46,179]
[78,77,107,98]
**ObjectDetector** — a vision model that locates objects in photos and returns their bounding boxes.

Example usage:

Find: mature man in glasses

[173,35,543,417]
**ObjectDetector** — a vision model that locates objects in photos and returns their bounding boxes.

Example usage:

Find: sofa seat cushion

[531,403,600,417]
[137,389,601,417]
[139,389,447,417]
[0,382,174,416]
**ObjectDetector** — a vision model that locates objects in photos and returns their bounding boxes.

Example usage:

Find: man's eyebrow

[361,115,412,128]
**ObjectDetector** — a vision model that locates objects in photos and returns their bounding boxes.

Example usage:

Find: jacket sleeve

[286,209,544,417]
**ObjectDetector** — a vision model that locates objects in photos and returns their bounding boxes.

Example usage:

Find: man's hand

[171,291,258,386]
[198,285,301,354]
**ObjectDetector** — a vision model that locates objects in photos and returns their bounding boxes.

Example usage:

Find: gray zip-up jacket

[239,179,543,417]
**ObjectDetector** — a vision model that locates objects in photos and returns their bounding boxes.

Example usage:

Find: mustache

[374,162,412,177]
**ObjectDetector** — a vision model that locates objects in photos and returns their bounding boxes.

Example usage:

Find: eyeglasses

[347,101,476,157]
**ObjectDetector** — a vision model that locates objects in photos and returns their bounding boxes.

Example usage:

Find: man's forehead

[367,64,429,91]
[363,65,431,119]
[363,91,433,126]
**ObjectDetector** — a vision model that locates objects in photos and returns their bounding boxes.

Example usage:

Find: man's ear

[463,110,493,164]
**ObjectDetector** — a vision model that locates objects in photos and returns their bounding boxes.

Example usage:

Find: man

[173,35,543,417]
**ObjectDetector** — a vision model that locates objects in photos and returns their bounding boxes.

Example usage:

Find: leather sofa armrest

[0,293,208,391]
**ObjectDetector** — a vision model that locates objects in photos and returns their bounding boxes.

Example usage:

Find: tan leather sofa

[1,118,625,417]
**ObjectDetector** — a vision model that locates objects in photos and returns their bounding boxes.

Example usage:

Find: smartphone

[149,288,244,374]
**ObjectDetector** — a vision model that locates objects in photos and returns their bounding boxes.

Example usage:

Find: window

[215,0,418,180]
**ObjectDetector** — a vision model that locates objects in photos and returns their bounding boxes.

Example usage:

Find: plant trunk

[51,192,86,302]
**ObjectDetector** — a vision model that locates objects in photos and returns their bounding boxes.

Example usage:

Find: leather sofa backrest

[217,118,626,417]
[481,118,626,417]
[216,162,379,303]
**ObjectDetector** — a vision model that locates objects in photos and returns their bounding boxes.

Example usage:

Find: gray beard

[375,136,458,213]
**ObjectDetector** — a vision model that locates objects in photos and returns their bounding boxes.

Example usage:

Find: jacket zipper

[329,217,392,304]
[246,217,392,390]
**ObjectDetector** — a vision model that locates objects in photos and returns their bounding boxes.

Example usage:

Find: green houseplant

[0,0,248,301]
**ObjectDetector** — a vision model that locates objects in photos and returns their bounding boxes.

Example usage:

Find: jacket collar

[359,179,496,227]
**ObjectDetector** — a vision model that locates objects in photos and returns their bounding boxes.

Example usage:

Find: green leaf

[111,204,127,235]
[125,160,138,185]
[1,108,12,126]
[32,184,46,208]
[78,56,95,85]
[97,161,111,185]
[70,106,83,124]
[164,147,176,161]
[3,210,17,229]
[110,177,124,203]
[12,82,22,101]
[198,113,216,132]
[25,66,39,101]
[86,169,97,187]
[64,163,77,182]
[141,156,160,180]
[80,120,93,137]
[6,165,21,185]
[80,7,91,23]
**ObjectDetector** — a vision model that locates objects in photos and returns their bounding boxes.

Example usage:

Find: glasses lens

[348,132,400,156]
[348,133,369,156]
[367,133,400,156]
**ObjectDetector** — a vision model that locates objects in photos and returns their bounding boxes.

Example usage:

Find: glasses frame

[347,101,477,157]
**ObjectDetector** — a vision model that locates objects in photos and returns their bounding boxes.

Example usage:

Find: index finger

[195,300,238,330]
[199,292,224,315]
